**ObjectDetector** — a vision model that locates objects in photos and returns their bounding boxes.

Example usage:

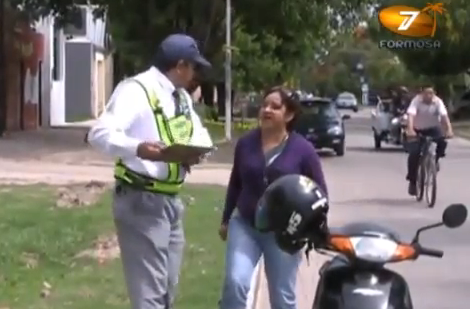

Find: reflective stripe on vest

[114,79,193,194]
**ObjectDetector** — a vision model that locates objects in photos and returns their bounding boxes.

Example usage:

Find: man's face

[174,60,196,88]
[421,87,435,103]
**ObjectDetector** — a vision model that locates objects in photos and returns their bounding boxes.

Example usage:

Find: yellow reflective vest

[114,79,193,194]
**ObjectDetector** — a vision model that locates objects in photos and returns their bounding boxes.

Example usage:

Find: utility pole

[0,0,6,136]
[224,0,232,141]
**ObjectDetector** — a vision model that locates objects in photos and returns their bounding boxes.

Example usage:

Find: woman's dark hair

[263,86,301,131]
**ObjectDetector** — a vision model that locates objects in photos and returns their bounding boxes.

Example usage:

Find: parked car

[335,92,359,112]
[294,97,350,156]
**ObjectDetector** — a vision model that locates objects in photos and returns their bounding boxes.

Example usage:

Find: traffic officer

[87,33,213,309]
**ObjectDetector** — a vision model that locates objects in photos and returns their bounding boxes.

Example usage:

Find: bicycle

[415,135,439,207]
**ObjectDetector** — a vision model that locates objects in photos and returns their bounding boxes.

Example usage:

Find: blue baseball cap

[156,34,211,68]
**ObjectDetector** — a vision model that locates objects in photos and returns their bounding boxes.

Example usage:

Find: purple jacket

[221,129,328,225]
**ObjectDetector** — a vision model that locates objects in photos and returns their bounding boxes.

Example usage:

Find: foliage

[231,23,283,91]
[302,31,430,97]
[11,0,376,90]
[7,0,85,25]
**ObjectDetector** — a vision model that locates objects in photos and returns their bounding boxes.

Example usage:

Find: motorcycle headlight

[327,126,342,135]
[329,236,416,263]
[351,237,398,263]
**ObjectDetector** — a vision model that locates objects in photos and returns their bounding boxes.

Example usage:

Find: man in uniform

[87,33,213,309]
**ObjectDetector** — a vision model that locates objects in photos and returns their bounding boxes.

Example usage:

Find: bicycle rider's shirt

[407,94,447,130]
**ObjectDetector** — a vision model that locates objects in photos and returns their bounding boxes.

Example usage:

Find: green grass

[0,184,226,309]
[205,121,255,142]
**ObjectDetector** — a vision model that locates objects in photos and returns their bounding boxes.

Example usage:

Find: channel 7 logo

[378,3,445,49]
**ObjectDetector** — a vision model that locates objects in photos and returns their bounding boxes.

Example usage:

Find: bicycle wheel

[425,156,437,208]
[416,160,425,202]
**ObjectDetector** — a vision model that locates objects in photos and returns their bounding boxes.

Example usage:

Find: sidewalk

[252,254,328,309]
[0,159,231,185]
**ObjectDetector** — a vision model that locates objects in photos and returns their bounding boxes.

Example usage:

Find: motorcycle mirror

[442,204,467,228]
[411,222,443,243]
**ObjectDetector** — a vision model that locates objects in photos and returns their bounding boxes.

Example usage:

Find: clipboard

[159,144,215,163]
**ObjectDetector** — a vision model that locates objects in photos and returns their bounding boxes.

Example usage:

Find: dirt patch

[19,252,39,269]
[75,234,120,263]
[55,181,109,208]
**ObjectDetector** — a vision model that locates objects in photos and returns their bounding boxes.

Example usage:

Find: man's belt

[114,163,183,195]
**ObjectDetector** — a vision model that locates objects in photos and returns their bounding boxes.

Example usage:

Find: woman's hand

[218,224,228,241]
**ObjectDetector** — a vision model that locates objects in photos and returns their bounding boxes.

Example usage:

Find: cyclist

[405,85,453,196]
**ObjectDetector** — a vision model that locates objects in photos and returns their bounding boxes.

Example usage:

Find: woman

[218,86,328,309]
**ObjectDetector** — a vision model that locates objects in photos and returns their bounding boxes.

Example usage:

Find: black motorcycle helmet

[255,174,329,254]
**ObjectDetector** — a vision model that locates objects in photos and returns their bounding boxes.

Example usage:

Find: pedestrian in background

[218,86,329,309]
[87,33,212,309]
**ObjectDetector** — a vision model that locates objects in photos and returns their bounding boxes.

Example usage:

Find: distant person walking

[218,86,328,309]
[87,34,213,309]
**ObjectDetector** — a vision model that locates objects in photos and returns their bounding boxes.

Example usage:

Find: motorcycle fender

[313,259,413,309]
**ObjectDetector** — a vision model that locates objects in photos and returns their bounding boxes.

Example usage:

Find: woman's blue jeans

[219,215,302,309]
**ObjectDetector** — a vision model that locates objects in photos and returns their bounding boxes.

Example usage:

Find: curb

[37,161,233,170]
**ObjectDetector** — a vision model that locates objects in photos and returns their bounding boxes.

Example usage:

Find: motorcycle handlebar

[417,245,444,258]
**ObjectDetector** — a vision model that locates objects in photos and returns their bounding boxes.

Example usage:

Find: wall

[34,17,52,126]
[17,24,45,129]
[65,41,92,122]
[2,12,44,131]
[3,11,21,131]
[49,21,67,126]
[104,52,114,103]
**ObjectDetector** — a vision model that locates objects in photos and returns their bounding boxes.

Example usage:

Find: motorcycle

[311,203,468,309]
[390,113,408,145]
[371,104,408,149]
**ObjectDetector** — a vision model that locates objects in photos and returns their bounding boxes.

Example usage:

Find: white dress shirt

[407,94,447,130]
[87,66,213,180]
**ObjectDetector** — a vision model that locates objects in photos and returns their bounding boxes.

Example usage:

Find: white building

[35,5,113,127]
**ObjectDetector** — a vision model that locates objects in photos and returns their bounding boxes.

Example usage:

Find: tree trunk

[200,82,217,120]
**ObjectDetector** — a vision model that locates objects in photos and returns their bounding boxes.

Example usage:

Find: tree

[8,0,85,24]
[303,30,425,97]
[231,24,282,92]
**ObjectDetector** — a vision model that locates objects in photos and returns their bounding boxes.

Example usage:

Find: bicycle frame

[420,136,436,163]
[416,135,438,207]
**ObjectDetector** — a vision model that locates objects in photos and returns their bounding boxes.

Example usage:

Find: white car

[335,92,358,112]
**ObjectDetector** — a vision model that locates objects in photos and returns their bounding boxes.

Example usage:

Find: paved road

[255,113,470,308]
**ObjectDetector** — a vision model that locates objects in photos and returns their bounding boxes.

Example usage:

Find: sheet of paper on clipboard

[159,144,215,163]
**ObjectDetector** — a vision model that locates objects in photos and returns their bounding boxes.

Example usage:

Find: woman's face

[259,91,293,130]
